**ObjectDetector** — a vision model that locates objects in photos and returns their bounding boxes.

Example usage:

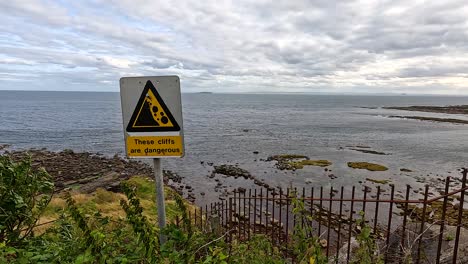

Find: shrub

[0,154,54,245]
[350,212,383,264]
[0,153,388,263]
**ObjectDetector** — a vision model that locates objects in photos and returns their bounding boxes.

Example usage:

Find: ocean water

[1,91,468,203]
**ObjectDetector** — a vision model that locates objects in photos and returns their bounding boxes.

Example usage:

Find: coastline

[1,146,465,207]
[2,147,193,202]
[2,146,468,262]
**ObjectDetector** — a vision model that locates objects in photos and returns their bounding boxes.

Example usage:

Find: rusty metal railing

[177,168,467,264]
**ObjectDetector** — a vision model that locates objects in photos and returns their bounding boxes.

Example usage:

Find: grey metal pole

[153,158,167,244]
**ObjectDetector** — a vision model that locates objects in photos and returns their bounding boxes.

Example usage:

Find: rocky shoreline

[360,104,468,125]
[389,115,468,125]
[1,148,193,201]
[2,146,464,204]
[383,105,468,115]
[0,145,464,211]
[2,146,467,254]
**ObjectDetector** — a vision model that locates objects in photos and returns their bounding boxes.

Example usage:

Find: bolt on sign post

[120,76,184,244]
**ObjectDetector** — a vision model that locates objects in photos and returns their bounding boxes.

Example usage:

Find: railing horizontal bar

[235,197,422,203]
[234,186,468,204]
[426,186,467,203]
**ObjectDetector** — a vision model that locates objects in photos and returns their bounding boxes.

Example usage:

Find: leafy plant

[0,153,392,264]
[0,154,54,245]
[229,235,284,264]
[289,189,328,264]
[120,182,160,263]
[350,211,383,264]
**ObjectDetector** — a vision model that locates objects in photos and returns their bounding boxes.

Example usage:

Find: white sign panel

[120,76,184,158]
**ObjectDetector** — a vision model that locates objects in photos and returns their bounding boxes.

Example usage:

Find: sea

[1,90,468,204]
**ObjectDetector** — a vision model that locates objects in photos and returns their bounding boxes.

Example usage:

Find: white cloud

[0,0,467,93]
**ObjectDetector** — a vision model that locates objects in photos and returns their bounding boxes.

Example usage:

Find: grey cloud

[398,65,468,78]
[0,0,468,94]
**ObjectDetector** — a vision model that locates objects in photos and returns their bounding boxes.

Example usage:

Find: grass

[39,175,193,232]
[348,162,388,171]
[401,201,468,228]
[124,175,155,200]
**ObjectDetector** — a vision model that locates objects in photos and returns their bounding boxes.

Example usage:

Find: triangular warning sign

[126,81,180,132]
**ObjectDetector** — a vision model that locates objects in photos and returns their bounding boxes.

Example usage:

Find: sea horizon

[2,90,468,205]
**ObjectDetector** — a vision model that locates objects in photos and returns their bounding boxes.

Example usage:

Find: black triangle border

[126,80,181,132]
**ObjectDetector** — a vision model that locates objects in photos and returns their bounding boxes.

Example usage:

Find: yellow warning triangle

[126,81,180,132]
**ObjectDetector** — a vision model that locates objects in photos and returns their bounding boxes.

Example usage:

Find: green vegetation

[289,190,328,264]
[351,212,383,264]
[0,154,284,263]
[0,154,54,245]
[288,160,332,169]
[267,154,332,170]
[399,201,468,228]
[347,162,388,171]
[1,154,386,263]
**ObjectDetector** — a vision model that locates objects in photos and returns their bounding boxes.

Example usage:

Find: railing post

[278,188,283,243]
[248,189,252,241]
[347,186,356,263]
[318,187,323,235]
[310,187,315,237]
[265,189,269,239]
[237,190,241,239]
[416,185,429,264]
[384,184,395,264]
[272,189,276,243]
[229,197,233,242]
[259,188,263,236]
[373,186,381,233]
[436,177,451,264]
[400,185,411,261]
[326,187,333,257]
[242,190,246,240]
[253,189,257,234]
[285,188,290,249]
[452,169,467,264]
[335,186,344,262]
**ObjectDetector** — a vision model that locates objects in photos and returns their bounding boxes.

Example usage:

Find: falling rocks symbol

[126,80,180,132]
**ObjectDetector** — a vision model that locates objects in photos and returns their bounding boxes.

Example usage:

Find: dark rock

[237,187,246,193]
[400,168,413,172]
[385,223,468,264]
[213,164,252,179]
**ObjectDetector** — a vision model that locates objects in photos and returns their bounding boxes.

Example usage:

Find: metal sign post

[153,158,166,244]
[120,76,184,245]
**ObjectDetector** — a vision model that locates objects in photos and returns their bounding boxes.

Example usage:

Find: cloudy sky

[1,0,468,94]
